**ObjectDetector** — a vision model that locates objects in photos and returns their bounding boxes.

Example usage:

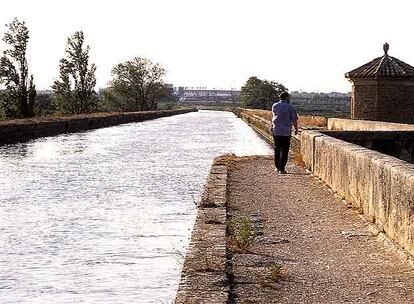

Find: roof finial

[383,42,389,55]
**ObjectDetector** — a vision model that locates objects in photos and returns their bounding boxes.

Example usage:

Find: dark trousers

[273,135,291,171]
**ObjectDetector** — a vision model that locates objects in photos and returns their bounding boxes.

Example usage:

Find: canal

[0,110,271,304]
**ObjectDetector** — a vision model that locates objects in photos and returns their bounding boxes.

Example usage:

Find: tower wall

[351,79,414,123]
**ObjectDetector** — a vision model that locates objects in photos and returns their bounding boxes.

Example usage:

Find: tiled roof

[345,43,414,79]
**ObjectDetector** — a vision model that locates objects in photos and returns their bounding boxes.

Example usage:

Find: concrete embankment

[0,108,197,145]
[301,119,414,258]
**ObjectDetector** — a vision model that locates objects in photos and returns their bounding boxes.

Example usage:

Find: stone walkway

[227,156,414,304]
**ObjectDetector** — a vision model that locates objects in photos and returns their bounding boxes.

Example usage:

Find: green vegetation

[228,214,257,251]
[102,57,167,112]
[0,18,36,118]
[35,92,56,116]
[240,76,287,110]
[0,90,6,120]
[267,262,284,282]
[290,91,350,117]
[258,262,287,288]
[0,17,176,121]
[52,31,97,115]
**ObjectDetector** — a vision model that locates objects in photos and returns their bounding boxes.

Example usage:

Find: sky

[1,0,414,93]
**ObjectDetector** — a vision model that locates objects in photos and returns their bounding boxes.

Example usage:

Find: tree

[240,76,287,110]
[0,18,36,118]
[35,92,55,115]
[52,31,97,114]
[103,57,166,112]
[0,90,6,119]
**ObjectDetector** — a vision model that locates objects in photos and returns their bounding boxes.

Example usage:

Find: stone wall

[352,83,378,120]
[0,109,197,145]
[328,118,414,132]
[376,82,414,124]
[325,131,414,164]
[301,130,414,257]
[351,79,414,123]
[175,157,229,304]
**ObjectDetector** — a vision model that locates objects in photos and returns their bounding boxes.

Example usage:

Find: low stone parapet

[328,118,414,131]
[325,131,414,164]
[301,130,414,257]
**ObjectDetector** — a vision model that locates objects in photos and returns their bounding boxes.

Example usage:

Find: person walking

[271,92,298,174]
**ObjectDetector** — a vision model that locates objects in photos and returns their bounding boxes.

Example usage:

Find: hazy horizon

[1,0,414,93]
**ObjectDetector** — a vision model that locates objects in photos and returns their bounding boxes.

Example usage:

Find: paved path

[227,156,414,304]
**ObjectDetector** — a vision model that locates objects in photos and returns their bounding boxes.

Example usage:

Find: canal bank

[175,155,230,303]
[0,108,197,145]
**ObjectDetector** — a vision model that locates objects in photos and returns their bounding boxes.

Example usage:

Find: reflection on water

[0,110,271,304]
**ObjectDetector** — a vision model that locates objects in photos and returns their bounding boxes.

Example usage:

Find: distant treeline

[291,91,350,104]
[290,91,350,117]
[239,76,350,117]
[0,18,177,120]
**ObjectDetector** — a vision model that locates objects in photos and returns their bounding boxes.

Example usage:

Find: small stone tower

[345,43,414,123]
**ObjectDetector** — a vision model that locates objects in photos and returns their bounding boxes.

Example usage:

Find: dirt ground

[226,156,414,304]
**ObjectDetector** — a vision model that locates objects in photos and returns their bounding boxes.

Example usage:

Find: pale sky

[1,0,414,92]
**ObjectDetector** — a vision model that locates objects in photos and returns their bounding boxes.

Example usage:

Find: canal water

[0,110,272,304]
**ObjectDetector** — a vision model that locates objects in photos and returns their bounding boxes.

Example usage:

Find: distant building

[177,87,240,103]
[37,90,54,96]
[345,43,414,123]
[164,83,174,96]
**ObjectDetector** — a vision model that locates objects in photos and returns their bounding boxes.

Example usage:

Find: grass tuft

[228,215,257,252]
[257,262,287,288]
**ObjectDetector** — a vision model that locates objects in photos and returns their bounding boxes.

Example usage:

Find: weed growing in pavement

[257,262,287,288]
[227,197,239,210]
[268,262,284,282]
[228,214,257,252]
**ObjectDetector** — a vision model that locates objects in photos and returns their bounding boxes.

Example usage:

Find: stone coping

[175,156,230,304]
[328,118,414,131]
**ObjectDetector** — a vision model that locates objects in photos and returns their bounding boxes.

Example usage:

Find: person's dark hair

[280,92,290,100]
